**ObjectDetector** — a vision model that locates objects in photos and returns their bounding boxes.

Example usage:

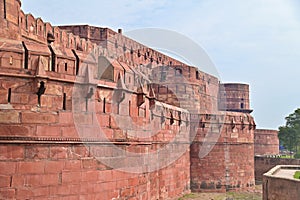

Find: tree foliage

[278,108,300,152]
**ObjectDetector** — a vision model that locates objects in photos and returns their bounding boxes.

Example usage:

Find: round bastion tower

[219,83,253,113]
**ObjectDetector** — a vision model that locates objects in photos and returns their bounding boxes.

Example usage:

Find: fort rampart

[0,1,258,199]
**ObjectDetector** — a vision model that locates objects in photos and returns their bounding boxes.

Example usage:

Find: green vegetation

[178,193,198,200]
[294,171,300,179]
[294,152,300,159]
[279,155,294,159]
[279,108,300,155]
[224,192,262,200]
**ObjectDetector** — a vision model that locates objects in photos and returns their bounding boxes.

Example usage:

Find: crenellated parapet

[190,112,255,143]
[59,25,192,69]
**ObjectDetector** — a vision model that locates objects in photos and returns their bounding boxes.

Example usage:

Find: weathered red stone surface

[0,0,270,199]
[254,129,279,156]
[0,143,190,199]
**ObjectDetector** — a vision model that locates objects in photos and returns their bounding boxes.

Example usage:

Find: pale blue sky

[22,0,300,129]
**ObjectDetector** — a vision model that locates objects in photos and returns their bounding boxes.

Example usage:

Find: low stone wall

[255,156,300,182]
[263,165,300,200]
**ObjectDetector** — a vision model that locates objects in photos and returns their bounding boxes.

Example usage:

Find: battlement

[59,25,184,67]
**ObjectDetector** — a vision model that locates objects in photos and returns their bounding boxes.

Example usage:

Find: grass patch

[223,192,262,200]
[294,171,300,179]
[279,155,294,159]
[178,191,262,200]
[178,193,198,200]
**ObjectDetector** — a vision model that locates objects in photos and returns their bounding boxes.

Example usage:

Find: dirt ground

[178,185,262,200]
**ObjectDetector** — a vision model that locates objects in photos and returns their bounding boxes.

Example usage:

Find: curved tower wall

[255,129,279,156]
[219,83,252,113]
[190,112,256,192]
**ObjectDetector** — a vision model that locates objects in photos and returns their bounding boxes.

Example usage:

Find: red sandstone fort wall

[254,129,279,156]
[0,0,257,199]
[0,143,190,199]
[0,62,191,199]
